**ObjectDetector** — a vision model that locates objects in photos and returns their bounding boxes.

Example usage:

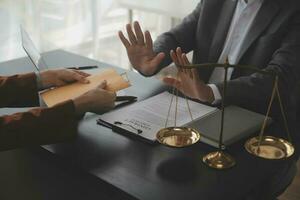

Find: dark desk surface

[0,50,292,200]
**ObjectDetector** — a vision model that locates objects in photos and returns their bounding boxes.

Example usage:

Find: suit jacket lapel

[238,0,280,63]
[199,0,237,83]
[208,0,238,63]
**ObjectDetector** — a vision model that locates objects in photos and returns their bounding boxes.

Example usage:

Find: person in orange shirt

[0,68,116,151]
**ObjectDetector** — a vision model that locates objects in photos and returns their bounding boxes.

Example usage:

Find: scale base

[203,151,236,169]
[245,136,294,160]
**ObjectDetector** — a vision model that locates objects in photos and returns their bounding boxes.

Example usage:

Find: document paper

[41,68,130,107]
[100,92,217,141]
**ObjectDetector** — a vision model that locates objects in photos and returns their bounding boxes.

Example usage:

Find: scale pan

[156,127,201,148]
[245,136,294,160]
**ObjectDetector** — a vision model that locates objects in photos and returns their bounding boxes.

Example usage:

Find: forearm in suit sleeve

[216,12,300,114]
[0,100,78,151]
[152,1,203,74]
[0,73,39,107]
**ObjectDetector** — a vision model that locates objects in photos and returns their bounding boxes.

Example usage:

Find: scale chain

[257,76,278,152]
[165,86,176,128]
[275,81,293,143]
[184,94,194,121]
[165,71,194,128]
[175,85,179,127]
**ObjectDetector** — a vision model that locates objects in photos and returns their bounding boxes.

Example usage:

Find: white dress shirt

[208,0,263,103]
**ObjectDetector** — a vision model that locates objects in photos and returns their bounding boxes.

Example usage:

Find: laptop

[20,26,48,71]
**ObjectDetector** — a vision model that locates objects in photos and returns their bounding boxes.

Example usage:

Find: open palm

[163,47,214,103]
[119,21,165,76]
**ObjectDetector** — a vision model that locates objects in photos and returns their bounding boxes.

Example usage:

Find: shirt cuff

[207,84,222,105]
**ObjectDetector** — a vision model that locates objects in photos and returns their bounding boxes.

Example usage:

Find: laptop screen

[20,26,48,71]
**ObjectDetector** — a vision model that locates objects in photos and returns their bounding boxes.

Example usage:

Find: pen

[67,66,98,70]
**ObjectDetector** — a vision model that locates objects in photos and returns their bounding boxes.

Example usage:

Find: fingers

[191,68,199,81]
[171,47,191,74]
[176,47,184,66]
[97,80,107,89]
[150,52,165,68]
[95,81,117,99]
[171,47,187,67]
[118,31,131,48]
[145,30,153,50]
[72,70,90,77]
[181,53,193,78]
[163,77,182,89]
[71,71,90,84]
[133,21,145,45]
[121,22,149,48]
[95,82,116,110]
[56,79,66,87]
[170,50,180,66]
[126,23,137,45]
[94,81,116,100]
[170,49,184,74]
[182,53,190,65]
[110,91,117,102]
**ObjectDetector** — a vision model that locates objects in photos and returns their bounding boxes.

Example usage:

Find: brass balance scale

[156,59,295,169]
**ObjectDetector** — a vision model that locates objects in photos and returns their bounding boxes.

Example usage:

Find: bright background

[0,0,199,69]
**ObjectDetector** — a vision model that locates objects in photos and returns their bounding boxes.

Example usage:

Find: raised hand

[118,21,165,76]
[163,47,214,103]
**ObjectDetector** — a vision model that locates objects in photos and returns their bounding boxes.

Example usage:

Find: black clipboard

[96,95,156,144]
[96,118,157,144]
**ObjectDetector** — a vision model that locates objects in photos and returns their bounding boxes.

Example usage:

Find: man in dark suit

[119,0,300,199]
[0,69,116,151]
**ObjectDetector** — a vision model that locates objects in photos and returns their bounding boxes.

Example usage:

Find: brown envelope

[41,68,130,107]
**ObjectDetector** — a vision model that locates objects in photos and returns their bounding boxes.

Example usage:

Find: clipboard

[96,92,218,144]
[96,118,156,144]
[96,95,156,144]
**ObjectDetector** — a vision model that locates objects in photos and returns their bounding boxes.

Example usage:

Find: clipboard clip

[114,121,143,134]
[96,119,142,135]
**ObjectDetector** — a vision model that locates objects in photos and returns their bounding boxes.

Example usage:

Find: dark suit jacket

[0,73,78,151]
[153,0,300,144]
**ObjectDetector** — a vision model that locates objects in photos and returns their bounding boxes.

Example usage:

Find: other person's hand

[40,69,90,89]
[73,81,116,115]
[118,21,165,76]
[163,47,215,103]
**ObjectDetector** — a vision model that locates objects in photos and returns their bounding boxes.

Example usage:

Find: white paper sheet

[100,92,217,141]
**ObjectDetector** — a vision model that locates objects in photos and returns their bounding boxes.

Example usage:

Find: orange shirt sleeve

[0,100,78,151]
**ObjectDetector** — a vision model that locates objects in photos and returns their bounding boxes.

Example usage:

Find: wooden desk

[0,50,294,200]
